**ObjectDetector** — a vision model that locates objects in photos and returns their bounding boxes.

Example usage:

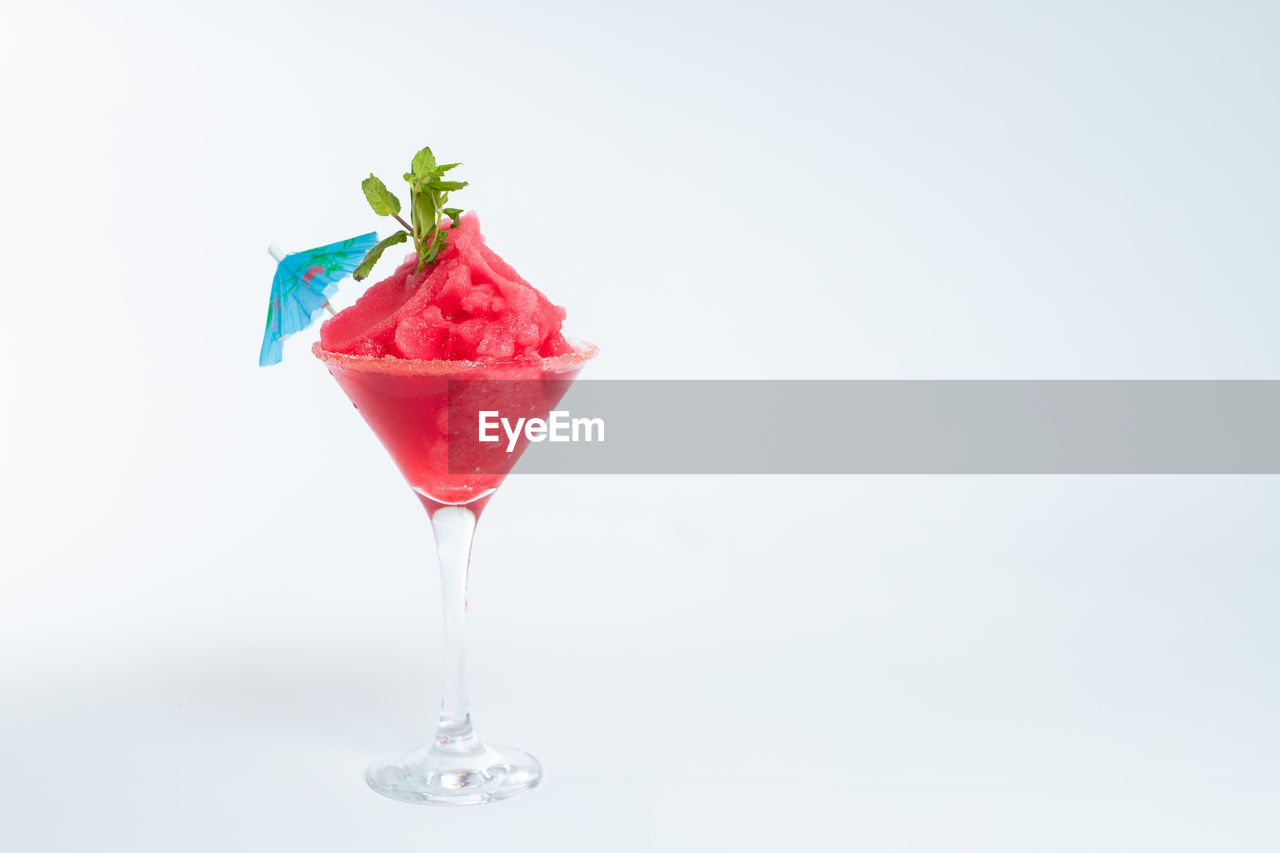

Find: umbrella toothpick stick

[258,231,376,366]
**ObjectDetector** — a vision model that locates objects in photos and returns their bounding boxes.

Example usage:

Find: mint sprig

[354,146,467,280]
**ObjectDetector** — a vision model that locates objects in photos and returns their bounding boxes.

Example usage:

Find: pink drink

[308,153,592,804]
[315,211,592,515]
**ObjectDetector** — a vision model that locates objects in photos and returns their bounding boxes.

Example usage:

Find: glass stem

[430,505,479,754]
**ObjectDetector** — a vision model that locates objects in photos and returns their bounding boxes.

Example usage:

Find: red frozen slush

[315,213,593,515]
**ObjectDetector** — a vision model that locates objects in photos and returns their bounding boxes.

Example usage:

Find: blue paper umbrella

[259,232,379,366]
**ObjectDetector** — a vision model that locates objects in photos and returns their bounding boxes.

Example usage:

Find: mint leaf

[437,163,460,172]
[417,224,450,269]
[443,207,463,224]
[361,175,401,217]
[431,180,468,191]
[413,190,437,233]
[353,230,408,281]
[411,147,436,177]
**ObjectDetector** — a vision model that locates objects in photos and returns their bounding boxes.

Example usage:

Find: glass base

[366,741,542,806]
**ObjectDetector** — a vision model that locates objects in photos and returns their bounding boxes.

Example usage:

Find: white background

[2,1,1278,849]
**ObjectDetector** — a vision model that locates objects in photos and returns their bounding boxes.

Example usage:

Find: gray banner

[446,381,1280,474]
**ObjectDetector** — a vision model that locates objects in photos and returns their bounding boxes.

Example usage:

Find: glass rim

[312,337,598,376]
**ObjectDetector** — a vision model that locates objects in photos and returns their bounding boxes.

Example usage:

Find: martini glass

[314,339,597,805]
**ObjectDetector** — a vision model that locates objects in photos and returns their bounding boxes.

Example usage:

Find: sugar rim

[312,337,598,376]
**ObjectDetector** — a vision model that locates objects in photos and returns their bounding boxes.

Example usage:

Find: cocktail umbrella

[259,232,379,366]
